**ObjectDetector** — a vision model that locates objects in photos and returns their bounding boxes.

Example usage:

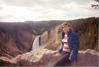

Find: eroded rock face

[0,24,35,58]
[41,17,98,51]
[0,21,60,58]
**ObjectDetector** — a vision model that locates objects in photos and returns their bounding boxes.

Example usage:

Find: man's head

[61,22,71,33]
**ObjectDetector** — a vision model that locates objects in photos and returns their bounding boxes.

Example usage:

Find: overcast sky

[0,0,99,22]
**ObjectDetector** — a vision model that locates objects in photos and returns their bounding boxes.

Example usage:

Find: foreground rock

[0,57,16,66]
[0,49,98,66]
[13,48,61,66]
[75,49,99,66]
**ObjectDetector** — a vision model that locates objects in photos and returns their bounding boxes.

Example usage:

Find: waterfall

[32,35,41,50]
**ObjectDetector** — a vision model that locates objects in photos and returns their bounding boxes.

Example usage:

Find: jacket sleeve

[69,32,80,62]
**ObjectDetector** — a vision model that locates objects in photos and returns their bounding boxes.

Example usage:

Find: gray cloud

[2,0,92,7]
[3,0,42,7]
[0,0,98,21]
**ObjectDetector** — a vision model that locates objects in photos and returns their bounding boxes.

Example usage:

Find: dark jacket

[59,31,80,62]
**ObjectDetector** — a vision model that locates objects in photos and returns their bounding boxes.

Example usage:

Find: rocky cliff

[41,17,98,51]
[0,23,38,59]
[0,17,98,66]
[0,21,61,58]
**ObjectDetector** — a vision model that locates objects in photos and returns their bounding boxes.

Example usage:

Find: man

[56,22,80,66]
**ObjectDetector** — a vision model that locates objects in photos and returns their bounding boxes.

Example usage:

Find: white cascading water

[32,35,40,50]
